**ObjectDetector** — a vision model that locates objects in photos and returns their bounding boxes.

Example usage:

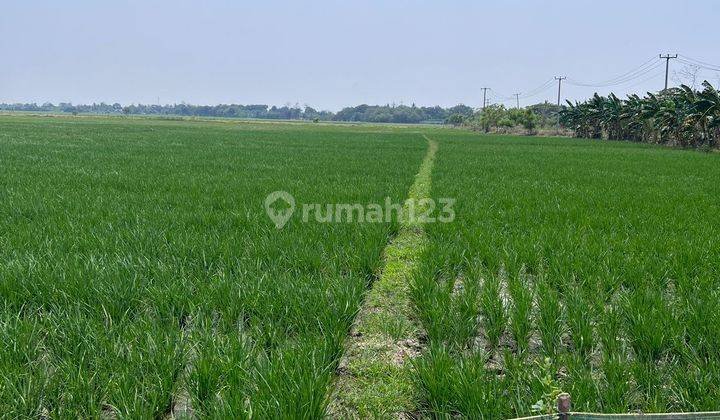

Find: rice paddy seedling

[412,346,505,419]
[451,351,504,419]
[598,303,623,358]
[631,360,669,412]
[536,278,563,357]
[409,253,455,346]
[599,353,630,412]
[507,271,534,353]
[478,273,507,350]
[502,349,537,415]
[411,345,458,416]
[409,246,480,351]
[623,286,672,362]
[561,353,601,412]
[565,284,595,358]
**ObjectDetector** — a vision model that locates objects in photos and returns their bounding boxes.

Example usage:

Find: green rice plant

[412,345,458,416]
[451,258,482,349]
[674,275,720,361]
[598,303,623,358]
[667,351,720,411]
[413,346,506,419]
[631,360,669,412]
[478,274,507,350]
[599,352,630,412]
[409,251,480,351]
[37,312,184,417]
[508,271,534,353]
[189,331,254,417]
[502,349,536,415]
[565,283,594,359]
[623,287,673,362]
[0,312,48,418]
[561,353,602,412]
[251,340,337,419]
[536,278,563,357]
[409,253,455,346]
[452,351,504,419]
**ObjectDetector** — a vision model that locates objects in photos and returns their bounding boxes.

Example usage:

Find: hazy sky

[2,0,719,110]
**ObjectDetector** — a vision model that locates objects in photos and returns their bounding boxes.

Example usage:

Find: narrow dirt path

[329,134,438,419]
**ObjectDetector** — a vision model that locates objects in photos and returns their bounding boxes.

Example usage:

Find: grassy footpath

[329,135,438,418]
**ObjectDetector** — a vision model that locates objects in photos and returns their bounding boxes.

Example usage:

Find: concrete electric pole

[659,54,678,90]
[554,76,566,106]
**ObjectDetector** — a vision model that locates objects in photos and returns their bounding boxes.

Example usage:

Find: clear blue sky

[1,0,719,110]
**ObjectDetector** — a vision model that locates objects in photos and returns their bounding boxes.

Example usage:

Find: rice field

[411,131,720,417]
[1,115,720,418]
[0,116,426,417]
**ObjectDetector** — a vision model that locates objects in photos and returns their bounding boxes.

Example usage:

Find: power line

[677,55,720,72]
[567,63,662,88]
[594,56,659,83]
[566,56,658,87]
[567,63,663,89]
[491,79,557,105]
[621,69,666,91]
[677,58,715,71]
[487,92,508,104]
[489,88,514,101]
[519,78,555,98]
[478,52,714,110]
[567,57,662,87]
[660,54,678,90]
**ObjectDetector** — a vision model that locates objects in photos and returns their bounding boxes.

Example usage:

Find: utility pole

[481,87,489,111]
[554,76,566,106]
[513,93,521,109]
[659,54,678,90]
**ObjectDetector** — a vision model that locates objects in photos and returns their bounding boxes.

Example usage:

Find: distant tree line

[334,104,474,123]
[0,102,337,120]
[0,102,479,124]
[560,81,720,148]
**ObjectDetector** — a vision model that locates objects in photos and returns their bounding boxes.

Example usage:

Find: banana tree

[560,80,719,147]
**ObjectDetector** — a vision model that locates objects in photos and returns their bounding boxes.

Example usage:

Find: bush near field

[447,102,564,136]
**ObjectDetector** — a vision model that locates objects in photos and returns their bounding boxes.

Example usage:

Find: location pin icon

[264,191,295,229]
